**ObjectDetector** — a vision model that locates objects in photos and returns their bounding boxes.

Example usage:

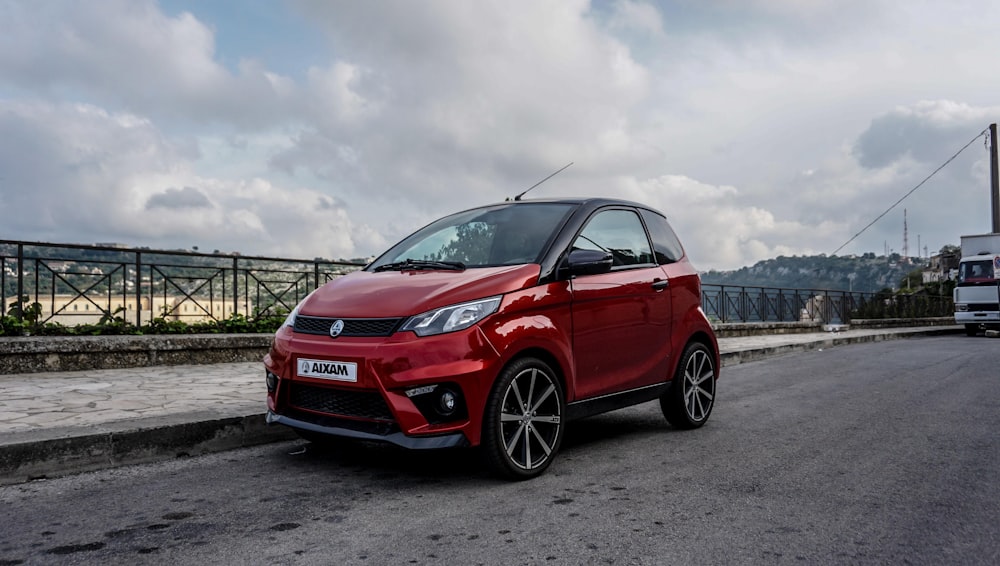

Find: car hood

[298,264,542,318]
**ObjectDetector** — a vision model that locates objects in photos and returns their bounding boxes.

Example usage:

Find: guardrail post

[232,256,239,318]
[135,251,142,327]
[16,243,23,323]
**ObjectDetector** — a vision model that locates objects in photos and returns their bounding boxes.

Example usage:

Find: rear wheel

[661,342,716,429]
[482,357,565,480]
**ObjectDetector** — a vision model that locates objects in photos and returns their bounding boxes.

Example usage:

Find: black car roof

[473,197,664,216]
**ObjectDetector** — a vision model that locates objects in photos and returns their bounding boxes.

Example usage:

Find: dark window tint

[573,209,654,267]
[958,259,996,285]
[640,209,684,264]
[369,203,575,269]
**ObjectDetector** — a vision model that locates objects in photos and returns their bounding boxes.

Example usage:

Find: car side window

[639,209,684,264]
[573,209,654,267]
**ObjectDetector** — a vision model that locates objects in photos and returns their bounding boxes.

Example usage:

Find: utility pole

[903,208,909,260]
[991,123,1000,233]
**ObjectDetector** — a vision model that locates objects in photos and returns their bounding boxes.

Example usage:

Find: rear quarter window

[640,209,684,264]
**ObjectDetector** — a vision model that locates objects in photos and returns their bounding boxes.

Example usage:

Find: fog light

[266,371,279,392]
[439,390,457,414]
[404,382,467,424]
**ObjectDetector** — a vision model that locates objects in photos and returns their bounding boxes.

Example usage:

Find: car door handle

[652,279,669,290]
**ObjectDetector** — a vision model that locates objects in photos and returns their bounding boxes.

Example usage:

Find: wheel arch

[499,346,569,401]
[677,329,720,380]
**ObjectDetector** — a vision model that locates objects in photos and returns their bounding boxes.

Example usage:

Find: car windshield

[957,259,996,285]
[369,202,575,270]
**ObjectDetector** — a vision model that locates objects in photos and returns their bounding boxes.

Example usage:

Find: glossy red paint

[263,198,720,478]
[569,264,673,399]
[300,264,541,319]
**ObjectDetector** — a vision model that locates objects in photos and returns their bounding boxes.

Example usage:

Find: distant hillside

[700,253,925,293]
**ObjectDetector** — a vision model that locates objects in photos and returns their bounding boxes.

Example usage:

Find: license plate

[296,358,358,382]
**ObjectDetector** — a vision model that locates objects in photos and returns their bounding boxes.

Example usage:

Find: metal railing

[2,239,954,328]
[1,240,365,326]
[701,284,954,324]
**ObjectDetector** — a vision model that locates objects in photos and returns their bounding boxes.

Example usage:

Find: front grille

[969,303,1000,312]
[289,383,395,421]
[294,316,402,337]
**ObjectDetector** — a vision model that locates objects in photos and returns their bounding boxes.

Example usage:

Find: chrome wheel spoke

[510,376,527,411]
[525,370,537,410]
[530,383,555,413]
[498,364,563,472]
[684,351,714,421]
[530,426,553,457]
[505,423,526,457]
[523,428,532,468]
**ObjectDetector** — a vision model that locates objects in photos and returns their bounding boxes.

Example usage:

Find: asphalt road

[2,335,999,565]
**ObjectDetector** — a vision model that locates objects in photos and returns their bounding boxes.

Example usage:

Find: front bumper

[266,410,468,449]
[265,324,501,448]
[955,311,1000,324]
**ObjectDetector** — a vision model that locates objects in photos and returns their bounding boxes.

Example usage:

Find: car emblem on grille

[329,319,345,338]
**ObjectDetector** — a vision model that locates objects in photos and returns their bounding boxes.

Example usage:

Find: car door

[568,207,673,400]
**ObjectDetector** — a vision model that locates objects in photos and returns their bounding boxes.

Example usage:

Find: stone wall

[0,317,957,374]
[0,334,272,375]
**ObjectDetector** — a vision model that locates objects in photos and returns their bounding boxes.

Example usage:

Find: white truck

[954,233,1000,336]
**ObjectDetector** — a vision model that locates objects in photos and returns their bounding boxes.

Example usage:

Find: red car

[265,198,719,479]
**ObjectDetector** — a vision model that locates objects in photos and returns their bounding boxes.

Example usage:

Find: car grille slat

[289,383,395,421]
[293,316,402,337]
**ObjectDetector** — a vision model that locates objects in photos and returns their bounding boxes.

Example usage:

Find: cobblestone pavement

[0,362,261,435]
[0,326,961,438]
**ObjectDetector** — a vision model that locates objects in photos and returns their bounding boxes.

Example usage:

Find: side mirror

[562,249,613,277]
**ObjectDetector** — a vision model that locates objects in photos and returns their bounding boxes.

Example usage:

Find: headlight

[281,290,318,330]
[281,303,301,329]
[400,296,502,337]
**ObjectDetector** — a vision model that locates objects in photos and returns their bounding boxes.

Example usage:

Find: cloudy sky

[1,0,999,270]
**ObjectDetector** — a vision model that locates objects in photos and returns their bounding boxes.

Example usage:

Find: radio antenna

[509,162,574,201]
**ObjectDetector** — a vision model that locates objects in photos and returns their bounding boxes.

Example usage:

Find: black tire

[481,357,565,480]
[661,342,716,429]
[965,324,979,337]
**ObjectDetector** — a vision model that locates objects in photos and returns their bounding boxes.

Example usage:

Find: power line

[831,127,989,256]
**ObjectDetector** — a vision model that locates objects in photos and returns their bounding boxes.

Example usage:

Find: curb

[720,325,963,366]
[0,413,295,486]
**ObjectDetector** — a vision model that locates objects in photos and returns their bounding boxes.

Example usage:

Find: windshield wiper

[374,259,466,272]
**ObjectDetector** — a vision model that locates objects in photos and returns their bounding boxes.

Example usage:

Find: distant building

[923,249,960,283]
[38,295,245,325]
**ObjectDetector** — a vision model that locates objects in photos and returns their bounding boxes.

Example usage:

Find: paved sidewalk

[0,325,962,484]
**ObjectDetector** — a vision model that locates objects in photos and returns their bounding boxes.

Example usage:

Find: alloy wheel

[681,347,715,423]
[497,365,563,473]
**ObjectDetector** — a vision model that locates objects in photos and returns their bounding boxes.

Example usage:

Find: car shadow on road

[277,437,485,483]
[560,404,678,453]
[270,404,676,482]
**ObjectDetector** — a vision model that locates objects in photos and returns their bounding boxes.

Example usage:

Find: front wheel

[661,342,716,429]
[482,357,565,480]
[965,324,979,337]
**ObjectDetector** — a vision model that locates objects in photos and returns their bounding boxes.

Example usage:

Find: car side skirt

[566,382,670,422]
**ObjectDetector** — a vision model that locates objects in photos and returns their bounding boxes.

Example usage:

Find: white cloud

[0,101,381,259]
[2,0,1000,272]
